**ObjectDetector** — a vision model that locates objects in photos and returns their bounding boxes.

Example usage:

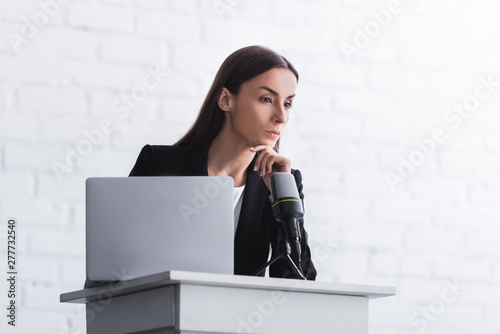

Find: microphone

[268,172,304,273]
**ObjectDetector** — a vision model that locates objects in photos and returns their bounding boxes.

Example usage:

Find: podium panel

[61,271,395,334]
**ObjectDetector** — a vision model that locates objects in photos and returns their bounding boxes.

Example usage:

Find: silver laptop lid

[86,176,234,281]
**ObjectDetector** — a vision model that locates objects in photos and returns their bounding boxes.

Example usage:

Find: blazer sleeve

[269,168,317,280]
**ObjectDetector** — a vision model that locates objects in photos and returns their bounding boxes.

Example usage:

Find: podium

[60,271,395,334]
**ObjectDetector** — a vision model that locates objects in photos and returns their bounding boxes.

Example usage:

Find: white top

[233,185,245,235]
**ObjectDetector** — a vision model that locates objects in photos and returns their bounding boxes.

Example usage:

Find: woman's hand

[250,145,292,191]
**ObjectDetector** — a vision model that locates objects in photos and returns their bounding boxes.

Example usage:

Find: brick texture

[0,0,499,332]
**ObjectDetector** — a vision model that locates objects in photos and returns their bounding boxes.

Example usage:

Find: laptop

[85,176,234,282]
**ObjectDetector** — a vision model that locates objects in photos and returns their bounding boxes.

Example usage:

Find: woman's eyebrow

[258,86,295,98]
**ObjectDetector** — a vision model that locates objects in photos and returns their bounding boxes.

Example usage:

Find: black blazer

[84,143,316,288]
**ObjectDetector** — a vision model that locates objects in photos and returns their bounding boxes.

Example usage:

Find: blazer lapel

[234,154,270,261]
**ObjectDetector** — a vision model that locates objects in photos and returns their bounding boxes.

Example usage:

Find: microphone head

[270,172,300,201]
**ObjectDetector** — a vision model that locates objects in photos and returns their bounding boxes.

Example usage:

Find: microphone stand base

[252,252,306,279]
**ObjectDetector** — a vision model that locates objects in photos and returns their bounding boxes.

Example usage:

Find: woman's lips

[265,131,279,139]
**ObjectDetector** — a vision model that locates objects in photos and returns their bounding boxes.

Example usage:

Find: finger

[262,175,271,189]
[255,147,273,171]
[260,154,273,176]
[250,144,272,151]
[253,150,265,171]
[260,154,271,175]
[266,156,275,175]
[256,153,268,175]
[249,145,266,154]
[263,174,271,191]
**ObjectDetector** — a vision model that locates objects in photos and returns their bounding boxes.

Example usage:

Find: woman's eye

[261,97,293,109]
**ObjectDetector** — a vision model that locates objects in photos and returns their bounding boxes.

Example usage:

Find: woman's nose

[273,106,288,124]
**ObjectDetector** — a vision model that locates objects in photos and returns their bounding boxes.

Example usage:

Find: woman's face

[226,68,297,148]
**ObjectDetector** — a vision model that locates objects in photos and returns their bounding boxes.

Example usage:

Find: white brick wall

[1,0,499,332]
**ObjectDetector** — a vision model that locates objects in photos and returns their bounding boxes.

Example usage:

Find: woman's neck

[207,127,255,187]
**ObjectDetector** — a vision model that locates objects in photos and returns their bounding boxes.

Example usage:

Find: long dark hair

[174,45,299,152]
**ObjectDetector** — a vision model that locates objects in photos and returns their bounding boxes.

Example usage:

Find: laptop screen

[85,176,234,282]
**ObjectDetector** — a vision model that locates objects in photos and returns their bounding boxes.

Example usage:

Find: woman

[85,45,316,288]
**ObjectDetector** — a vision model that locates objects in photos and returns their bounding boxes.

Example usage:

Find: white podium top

[61,270,395,304]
